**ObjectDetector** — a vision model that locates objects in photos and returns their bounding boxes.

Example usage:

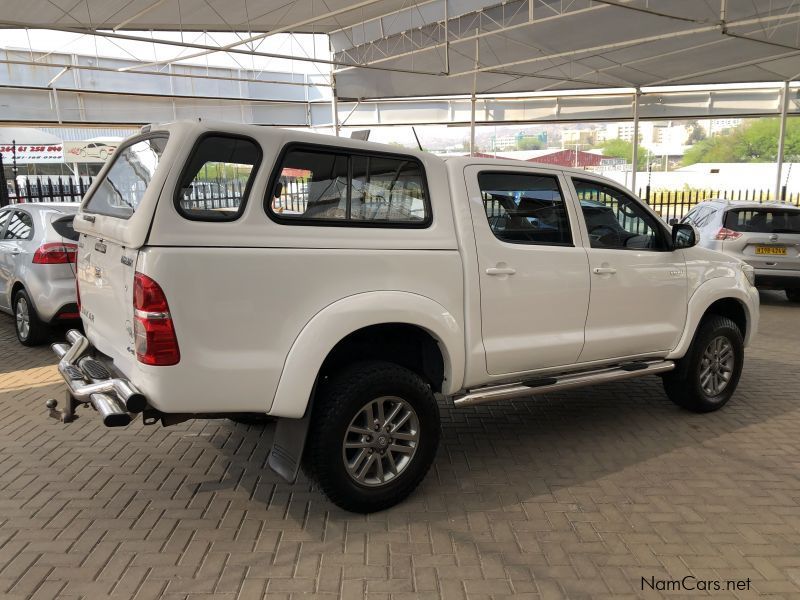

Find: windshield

[84,134,169,219]
[724,208,800,234]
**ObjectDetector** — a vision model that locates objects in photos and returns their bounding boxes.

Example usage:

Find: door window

[3,211,33,240]
[573,179,666,250]
[478,171,572,245]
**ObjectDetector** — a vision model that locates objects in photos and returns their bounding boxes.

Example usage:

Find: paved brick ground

[1,292,800,599]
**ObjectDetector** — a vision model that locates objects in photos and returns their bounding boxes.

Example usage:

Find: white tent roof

[2,0,800,101]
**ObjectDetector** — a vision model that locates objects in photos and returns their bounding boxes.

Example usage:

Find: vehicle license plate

[755,246,787,256]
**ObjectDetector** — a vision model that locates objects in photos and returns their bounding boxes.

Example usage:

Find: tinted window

[478,172,572,245]
[268,146,429,225]
[724,208,800,233]
[85,135,168,219]
[4,211,33,240]
[573,179,665,250]
[0,210,10,235]
[177,135,261,221]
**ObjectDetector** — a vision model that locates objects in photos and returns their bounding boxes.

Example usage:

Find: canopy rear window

[724,208,800,234]
[84,134,169,219]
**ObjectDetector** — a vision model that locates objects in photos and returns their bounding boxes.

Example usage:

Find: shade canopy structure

[3,0,800,100]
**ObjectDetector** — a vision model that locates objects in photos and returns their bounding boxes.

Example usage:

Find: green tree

[685,120,706,145]
[516,136,544,150]
[600,138,651,170]
[682,118,800,165]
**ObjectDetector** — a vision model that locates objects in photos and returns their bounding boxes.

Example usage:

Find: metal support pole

[0,152,8,207]
[331,75,340,137]
[469,94,476,156]
[11,140,19,200]
[775,81,790,201]
[631,89,640,194]
[469,30,479,156]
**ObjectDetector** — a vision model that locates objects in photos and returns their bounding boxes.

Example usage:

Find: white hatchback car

[0,203,80,345]
[681,200,800,302]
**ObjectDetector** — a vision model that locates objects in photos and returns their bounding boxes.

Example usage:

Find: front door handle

[592,266,617,275]
[486,266,516,276]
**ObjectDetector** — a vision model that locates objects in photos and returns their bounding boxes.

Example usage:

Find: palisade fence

[4,176,94,205]
[5,175,800,221]
[640,186,800,222]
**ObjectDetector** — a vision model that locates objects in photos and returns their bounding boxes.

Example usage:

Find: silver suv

[681,200,800,302]
[0,203,80,345]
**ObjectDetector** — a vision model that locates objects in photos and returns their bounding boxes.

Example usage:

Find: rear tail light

[714,227,743,241]
[32,242,78,264]
[133,272,180,366]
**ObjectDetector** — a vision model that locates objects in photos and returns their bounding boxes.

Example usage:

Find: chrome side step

[452,360,675,408]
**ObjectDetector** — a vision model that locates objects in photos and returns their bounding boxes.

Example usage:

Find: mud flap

[267,413,311,483]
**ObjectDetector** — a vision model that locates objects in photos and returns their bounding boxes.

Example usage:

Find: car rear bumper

[48,329,147,426]
[753,268,800,289]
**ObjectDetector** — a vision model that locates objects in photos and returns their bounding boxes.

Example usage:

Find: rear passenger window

[478,172,572,245]
[177,134,262,221]
[3,211,33,240]
[268,145,430,226]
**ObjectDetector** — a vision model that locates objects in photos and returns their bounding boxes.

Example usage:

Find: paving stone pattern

[1,292,799,599]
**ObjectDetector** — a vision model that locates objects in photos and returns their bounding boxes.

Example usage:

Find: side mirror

[669,218,679,226]
[672,223,698,249]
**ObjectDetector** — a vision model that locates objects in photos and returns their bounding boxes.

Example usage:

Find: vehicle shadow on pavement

[194,347,797,526]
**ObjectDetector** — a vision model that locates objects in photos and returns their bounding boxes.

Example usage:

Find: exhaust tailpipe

[90,393,132,427]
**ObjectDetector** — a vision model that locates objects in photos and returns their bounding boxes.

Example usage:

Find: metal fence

[3,176,94,206]
[640,186,800,222]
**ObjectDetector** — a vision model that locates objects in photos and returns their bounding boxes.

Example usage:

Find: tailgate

[723,207,800,271]
[73,130,175,367]
[78,237,139,367]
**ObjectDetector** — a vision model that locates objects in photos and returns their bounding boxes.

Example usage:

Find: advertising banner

[0,144,64,164]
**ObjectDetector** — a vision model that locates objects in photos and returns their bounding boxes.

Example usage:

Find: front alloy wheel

[663,315,744,413]
[305,361,440,513]
[698,336,735,396]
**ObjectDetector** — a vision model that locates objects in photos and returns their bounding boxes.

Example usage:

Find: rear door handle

[11,248,21,256]
[592,267,617,275]
[486,267,516,276]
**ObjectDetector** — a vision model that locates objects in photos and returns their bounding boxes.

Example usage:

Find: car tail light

[133,272,180,366]
[32,242,78,264]
[714,227,743,241]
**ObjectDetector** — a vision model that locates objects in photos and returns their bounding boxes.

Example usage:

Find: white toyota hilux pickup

[49,120,759,513]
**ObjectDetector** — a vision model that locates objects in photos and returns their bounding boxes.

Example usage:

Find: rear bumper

[753,268,800,289]
[49,329,147,426]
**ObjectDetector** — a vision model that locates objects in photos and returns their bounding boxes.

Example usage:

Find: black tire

[786,289,800,303]
[663,315,744,413]
[14,289,49,347]
[304,360,440,513]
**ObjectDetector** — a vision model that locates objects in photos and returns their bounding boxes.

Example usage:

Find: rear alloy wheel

[663,315,743,413]
[14,289,49,346]
[786,289,800,303]
[304,360,440,513]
